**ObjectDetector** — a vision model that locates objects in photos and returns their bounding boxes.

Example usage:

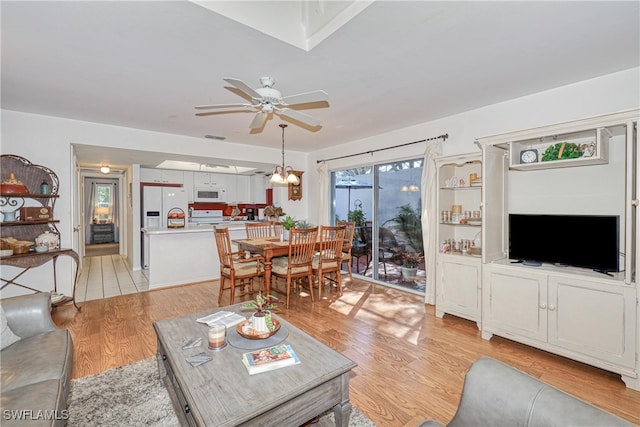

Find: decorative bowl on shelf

[236,319,281,340]
[0,173,29,195]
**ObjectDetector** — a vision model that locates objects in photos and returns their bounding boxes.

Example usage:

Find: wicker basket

[1,238,33,254]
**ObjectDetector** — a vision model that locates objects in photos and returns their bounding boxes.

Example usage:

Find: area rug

[67,357,376,427]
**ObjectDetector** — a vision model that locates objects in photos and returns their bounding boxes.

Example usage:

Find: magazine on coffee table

[241,344,300,375]
[196,311,245,328]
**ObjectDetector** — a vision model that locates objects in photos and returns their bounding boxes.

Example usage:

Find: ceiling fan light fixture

[100,165,110,174]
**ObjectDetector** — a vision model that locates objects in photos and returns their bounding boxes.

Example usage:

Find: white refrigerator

[142,186,188,269]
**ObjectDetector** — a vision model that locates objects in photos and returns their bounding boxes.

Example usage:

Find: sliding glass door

[332,158,425,294]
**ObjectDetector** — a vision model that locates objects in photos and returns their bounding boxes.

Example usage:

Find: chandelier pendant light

[270,124,299,186]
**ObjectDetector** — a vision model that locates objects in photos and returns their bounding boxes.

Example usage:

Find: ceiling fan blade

[194,103,254,110]
[249,112,268,129]
[277,108,322,127]
[281,90,329,106]
[223,78,261,99]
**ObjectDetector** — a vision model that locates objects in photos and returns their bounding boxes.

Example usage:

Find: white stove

[190,209,223,224]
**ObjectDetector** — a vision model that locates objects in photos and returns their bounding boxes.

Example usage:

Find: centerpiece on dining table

[263,205,285,222]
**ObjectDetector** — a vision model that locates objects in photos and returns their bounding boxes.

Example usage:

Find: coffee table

[154,303,357,426]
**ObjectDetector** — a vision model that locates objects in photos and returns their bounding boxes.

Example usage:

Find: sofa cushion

[0,379,67,427]
[0,330,72,395]
[1,305,21,350]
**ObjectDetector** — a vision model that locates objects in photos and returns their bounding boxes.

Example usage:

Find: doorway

[81,174,122,258]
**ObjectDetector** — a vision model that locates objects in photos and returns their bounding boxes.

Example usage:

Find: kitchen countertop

[143,221,261,235]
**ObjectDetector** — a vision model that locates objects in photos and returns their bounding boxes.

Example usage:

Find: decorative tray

[236,319,281,340]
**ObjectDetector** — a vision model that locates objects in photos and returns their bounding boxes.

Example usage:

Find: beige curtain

[316,161,329,226]
[421,140,442,305]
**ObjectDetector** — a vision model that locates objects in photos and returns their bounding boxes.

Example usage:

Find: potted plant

[400,251,423,282]
[263,205,285,222]
[281,215,296,240]
[242,292,278,333]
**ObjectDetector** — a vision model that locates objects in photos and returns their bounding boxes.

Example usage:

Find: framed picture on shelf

[288,171,303,201]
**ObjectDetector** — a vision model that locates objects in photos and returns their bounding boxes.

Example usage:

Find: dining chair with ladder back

[272,221,284,238]
[270,227,319,308]
[245,222,275,238]
[312,225,346,301]
[336,221,356,279]
[214,227,265,305]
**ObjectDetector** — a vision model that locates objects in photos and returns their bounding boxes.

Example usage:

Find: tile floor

[75,255,149,302]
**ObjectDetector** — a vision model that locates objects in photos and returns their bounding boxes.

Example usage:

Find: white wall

[0,113,307,297]
[1,67,638,298]
[306,68,640,225]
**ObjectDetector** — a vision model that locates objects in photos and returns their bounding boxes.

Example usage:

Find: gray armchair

[419,357,633,427]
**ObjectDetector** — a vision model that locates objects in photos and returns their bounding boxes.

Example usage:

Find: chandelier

[270,124,299,185]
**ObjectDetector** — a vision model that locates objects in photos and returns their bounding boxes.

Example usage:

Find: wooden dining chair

[214,227,265,305]
[245,222,274,238]
[270,227,318,308]
[272,221,284,237]
[336,221,356,279]
[312,225,346,301]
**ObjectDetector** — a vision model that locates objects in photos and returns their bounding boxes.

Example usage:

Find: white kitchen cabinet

[193,172,227,187]
[182,171,194,203]
[251,174,267,204]
[236,175,250,203]
[435,254,481,328]
[140,168,184,184]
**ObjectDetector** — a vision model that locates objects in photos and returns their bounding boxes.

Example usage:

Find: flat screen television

[508,214,620,272]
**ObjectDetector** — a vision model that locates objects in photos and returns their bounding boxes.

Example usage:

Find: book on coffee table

[241,344,301,375]
[196,311,245,328]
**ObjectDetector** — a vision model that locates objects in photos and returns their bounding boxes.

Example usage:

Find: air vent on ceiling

[204,135,226,140]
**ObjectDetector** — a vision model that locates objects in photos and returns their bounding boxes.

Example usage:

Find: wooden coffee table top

[154,303,357,426]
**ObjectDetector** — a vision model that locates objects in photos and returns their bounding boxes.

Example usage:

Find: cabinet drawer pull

[548,304,556,311]
[184,404,190,414]
[539,303,547,309]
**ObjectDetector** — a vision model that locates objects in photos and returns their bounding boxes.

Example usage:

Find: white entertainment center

[435,109,639,390]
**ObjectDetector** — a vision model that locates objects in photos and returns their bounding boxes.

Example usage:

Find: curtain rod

[316,133,448,164]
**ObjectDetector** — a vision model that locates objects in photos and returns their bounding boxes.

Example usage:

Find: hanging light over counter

[270,124,299,185]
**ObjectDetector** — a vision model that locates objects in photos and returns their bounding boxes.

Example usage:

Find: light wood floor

[52,278,640,426]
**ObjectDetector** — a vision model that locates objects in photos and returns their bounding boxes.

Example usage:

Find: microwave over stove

[195,187,226,203]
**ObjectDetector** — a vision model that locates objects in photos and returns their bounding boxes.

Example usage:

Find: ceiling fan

[195,77,329,130]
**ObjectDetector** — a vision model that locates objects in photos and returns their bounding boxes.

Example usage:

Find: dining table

[233,237,291,296]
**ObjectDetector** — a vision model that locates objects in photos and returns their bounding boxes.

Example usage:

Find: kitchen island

[141,222,251,289]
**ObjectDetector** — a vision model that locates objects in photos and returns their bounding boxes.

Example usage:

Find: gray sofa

[420,356,634,427]
[0,292,73,426]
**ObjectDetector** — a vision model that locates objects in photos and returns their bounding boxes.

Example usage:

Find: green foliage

[347,209,366,227]
[390,204,423,254]
[242,292,278,315]
[295,219,313,229]
[402,252,424,268]
[542,142,581,162]
[282,216,296,230]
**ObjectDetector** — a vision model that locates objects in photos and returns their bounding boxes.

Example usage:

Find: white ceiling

[2,1,638,171]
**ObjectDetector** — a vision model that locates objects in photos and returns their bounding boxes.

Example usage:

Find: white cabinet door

[436,255,481,327]
[251,175,267,204]
[140,168,183,184]
[140,168,164,183]
[193,172,227,187]
[548,275,636,369]
[236,175,250,203]
[483,265,548,343]
[183,171,194,203]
